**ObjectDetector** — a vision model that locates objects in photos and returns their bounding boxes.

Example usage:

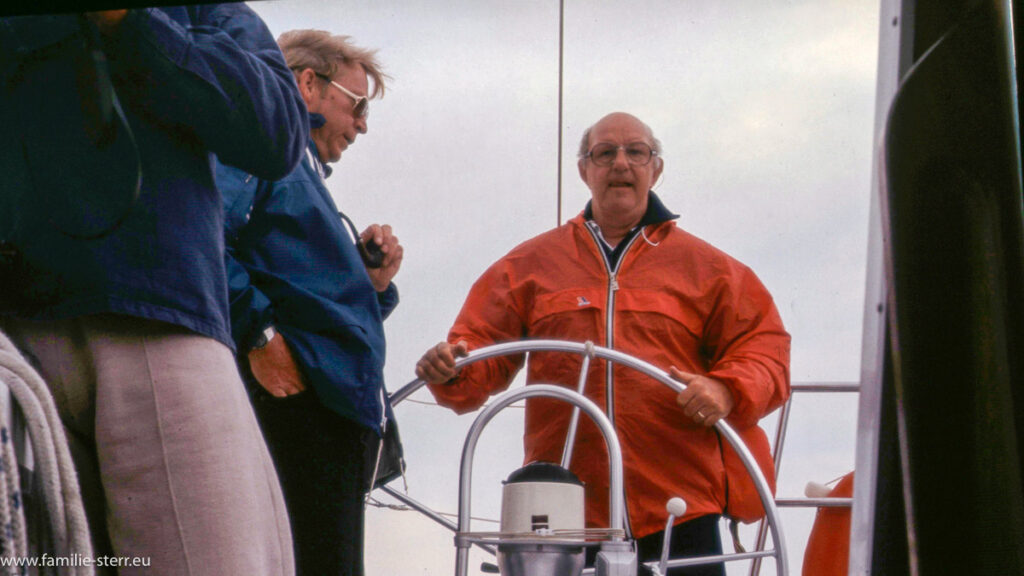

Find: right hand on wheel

[415,341,469,384]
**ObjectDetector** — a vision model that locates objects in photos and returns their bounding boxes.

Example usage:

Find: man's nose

[355,117,368,134]
[611,148,630,168]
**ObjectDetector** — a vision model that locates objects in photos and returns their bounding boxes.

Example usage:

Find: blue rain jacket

[217,142,399,434]
[0,6,308,346]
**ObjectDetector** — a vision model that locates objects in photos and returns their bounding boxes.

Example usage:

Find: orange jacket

[428,212,791,538]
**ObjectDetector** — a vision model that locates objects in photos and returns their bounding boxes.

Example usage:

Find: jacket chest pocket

[529,288,606,342]
[606,289,709,368]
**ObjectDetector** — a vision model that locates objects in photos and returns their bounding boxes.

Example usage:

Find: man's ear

[295,68,319,108]
[577,159,589,185]
[652,156,665,183]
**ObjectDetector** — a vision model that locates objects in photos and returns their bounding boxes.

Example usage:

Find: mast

[556,0,565,226]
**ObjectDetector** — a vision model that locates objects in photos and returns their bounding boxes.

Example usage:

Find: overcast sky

[250,1,881,574]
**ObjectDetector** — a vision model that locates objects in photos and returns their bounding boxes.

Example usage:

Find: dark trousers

[587,514,726,576]
[249,385,372,576]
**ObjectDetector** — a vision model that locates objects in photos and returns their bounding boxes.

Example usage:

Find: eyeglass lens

[317,74,369,119]
[589,143,654,166]
[351,98,368,118]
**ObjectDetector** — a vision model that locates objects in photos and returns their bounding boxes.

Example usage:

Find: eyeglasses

[315,73,369,119]
[583,142,657,167]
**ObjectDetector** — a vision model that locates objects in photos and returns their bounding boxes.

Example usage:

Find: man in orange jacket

[416,112,791,575]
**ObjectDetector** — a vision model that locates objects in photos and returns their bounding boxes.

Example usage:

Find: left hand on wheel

[671,367,734,427]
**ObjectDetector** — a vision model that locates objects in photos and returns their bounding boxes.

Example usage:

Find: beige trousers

[2,315,293,575]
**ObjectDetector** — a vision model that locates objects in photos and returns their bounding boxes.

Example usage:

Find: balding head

[576,112,665,244]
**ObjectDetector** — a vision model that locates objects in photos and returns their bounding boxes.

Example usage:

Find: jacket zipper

[584,222,641,418]
[583,221,643,537]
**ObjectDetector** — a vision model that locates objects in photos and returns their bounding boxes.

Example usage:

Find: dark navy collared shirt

[583,191,680,268]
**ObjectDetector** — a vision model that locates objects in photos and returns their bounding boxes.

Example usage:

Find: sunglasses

[315,73,369,119]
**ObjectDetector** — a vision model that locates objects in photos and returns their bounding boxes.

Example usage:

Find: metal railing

[748,381,859,576]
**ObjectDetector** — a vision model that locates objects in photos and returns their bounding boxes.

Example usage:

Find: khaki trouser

[3,314,293,575]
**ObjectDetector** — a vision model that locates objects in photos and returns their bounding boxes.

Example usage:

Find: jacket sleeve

[377,283,400,320]
[704,265,792,429]
[220,162,275,352]
[426,257,527,414]
[100,4,308,180]
[226,248,275,352]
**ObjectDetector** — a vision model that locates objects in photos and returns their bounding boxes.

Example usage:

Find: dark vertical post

[879,1,1024,573]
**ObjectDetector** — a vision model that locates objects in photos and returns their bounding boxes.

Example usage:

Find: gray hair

[576,114,663,158]
[277,30,389,99]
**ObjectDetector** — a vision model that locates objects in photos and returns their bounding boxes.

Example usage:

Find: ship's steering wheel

[387,339,788,576]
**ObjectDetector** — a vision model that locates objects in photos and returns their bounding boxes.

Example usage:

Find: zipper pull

[610,275,619,292]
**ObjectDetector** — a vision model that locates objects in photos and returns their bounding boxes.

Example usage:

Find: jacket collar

[307,113,332,179]
[578,191,680,266]
[582,190,680,227]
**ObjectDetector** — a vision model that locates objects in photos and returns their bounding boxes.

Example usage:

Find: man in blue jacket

[215,30,402,576]
[0,7,307,574]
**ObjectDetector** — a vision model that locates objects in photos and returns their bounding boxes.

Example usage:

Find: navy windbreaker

[217,142,398,434]
[0,5,308,346]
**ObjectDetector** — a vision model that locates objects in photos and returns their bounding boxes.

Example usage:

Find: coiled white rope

[0,332,92,575]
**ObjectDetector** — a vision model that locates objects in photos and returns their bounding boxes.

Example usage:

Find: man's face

[578,113,663,228]
[307,62,369,164]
